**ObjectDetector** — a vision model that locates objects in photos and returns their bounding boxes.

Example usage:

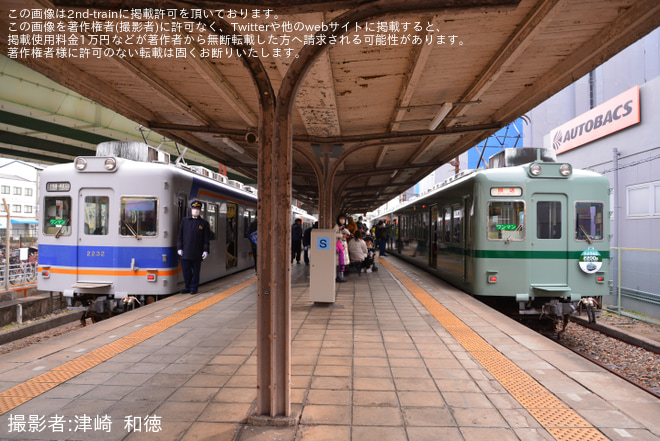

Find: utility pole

[2,198,9,291]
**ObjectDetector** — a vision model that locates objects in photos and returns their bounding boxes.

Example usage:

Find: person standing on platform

[247,215,258,271]
[177,200,210,294]
[376,220,388,257]
[291,218,303,264]
[303,221,317,265]
[357,216,367,235]
[347,216,358,235]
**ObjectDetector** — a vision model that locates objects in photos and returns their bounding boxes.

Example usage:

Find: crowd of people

[289,213,395,283]
[179,200,395,292]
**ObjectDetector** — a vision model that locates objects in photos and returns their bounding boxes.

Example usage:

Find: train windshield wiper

[504,224,523,244]
[123,221,141,240]
[55,219,69,238]
[578,224,593,244]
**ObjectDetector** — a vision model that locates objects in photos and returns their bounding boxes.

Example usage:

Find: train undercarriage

[478,295,602,337]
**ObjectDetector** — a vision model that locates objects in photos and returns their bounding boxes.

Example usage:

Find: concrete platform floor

[0,257,658,441]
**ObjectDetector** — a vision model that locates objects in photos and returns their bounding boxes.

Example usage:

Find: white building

[0,160,41,241]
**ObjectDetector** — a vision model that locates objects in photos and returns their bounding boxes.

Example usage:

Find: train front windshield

[575,202,604,241]
[43,196,72,236]
[120,197,158,237]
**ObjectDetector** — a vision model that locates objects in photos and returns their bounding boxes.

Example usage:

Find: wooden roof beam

[185,38,259,127]
[374,145,389,168]
[429,0,660,170]
[52,0,367,14]
[390,14,439,133]
[447,0,569,127]
[495,0,660,125]
[147,121,499,143]
[101,45,220,128]
[259,11,341,138]
[338,161,445,178]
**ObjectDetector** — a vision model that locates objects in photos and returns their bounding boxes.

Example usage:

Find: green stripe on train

[472,250,610,259]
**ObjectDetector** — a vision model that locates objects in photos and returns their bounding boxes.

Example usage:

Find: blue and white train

[37,141,313,305]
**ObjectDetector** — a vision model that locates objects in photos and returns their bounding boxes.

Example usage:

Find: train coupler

[541,300,577,318]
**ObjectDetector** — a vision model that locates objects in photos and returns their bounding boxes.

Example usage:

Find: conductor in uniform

[177,200,210,294]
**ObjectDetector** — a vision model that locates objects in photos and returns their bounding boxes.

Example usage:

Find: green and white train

[375,148,610,319]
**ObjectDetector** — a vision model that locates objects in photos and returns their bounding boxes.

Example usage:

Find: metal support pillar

[246,0,523,424]
[318,152,334,229]
[215,16,293,422]
[318,185,333,229]
[263,123,293,418]
[253,75,294,423]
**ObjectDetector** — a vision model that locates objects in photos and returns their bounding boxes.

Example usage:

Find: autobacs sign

[549,86,640,154]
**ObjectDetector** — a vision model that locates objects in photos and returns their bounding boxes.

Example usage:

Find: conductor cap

[190,200,202,208]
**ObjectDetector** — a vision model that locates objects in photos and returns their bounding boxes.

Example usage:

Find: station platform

[0,257,658,441]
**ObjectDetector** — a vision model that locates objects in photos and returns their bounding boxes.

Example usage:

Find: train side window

[488,201,525,240]
[243,209,252,237]
[207,203,218,240]
[84,196,109,235]
[452,206,463,244]
[177,197,187,226]
[443,207,451,242]
[43,196,72,236]
[120,197,158,237]
[575,202,604,241]
[537,201,561,239]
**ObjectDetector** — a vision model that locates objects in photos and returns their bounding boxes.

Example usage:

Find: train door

[77,188,114,283]
[176,196,188,286]
[463,197,472,284]
[226,202,238,268]
[452,204,464,281]
[429,206,438,269]
[532,194,568,285]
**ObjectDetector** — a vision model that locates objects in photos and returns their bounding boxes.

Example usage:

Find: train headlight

[560,163,572,176]
[529,163,542,176]
[104,158,117,170]
[75,157,87,170]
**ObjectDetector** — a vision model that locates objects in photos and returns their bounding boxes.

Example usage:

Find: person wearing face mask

[177,200,211,294]
[334,214,351,280]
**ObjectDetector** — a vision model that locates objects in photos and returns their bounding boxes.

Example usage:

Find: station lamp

[428,102,453,131]
[222,137,245,154]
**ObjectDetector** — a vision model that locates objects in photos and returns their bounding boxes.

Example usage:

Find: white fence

[0,262,38,289]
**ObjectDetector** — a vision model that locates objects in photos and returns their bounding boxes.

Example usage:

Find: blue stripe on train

[39,244,178,269]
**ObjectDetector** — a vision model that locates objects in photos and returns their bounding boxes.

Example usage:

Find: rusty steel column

[255,0,522,421]
[318,182,333,229]
[202,16,286,423]
[265,120,292,418]
[319,154,334,229]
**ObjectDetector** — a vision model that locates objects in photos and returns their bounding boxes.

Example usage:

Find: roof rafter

[185,38,259,127]
[389,14,438,133]
[447,0,569,127]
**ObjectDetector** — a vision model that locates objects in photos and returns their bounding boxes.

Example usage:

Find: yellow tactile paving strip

[0,277,256,415]
[379,258,608,441]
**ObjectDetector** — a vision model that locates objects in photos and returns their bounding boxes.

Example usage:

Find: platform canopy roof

[1,0,658,213]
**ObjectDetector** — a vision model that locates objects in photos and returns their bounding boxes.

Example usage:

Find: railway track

[556,317,660,399]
